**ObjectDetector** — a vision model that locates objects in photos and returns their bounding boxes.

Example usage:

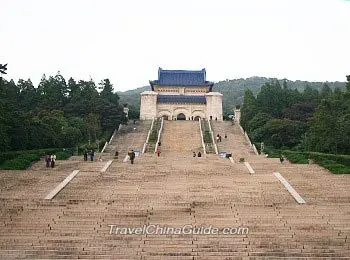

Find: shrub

[283,151,309,164]
[55,151,71,160]
[1,158,32,170]
[204,131,212,144]
[0,148,73,170]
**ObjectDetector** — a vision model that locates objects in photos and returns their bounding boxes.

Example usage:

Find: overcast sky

[1,0,350,91]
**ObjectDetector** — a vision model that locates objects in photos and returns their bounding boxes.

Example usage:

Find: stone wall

[140,91,158,120]
[205,92,223,121]
[140,90,223,121]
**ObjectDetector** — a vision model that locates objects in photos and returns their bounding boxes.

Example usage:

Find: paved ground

[1,121,350,259]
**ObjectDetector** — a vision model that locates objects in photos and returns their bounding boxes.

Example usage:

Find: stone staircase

[1,120,350,259]
[211,120,256,158]
[160,120,203,155]
[103,120,152,157]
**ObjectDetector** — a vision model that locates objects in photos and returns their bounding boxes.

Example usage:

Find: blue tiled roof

[150,68,214,91]
[159,69,206,85]
[157,95,206,104]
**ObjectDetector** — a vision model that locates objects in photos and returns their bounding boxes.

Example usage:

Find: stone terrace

[1,121,350,259]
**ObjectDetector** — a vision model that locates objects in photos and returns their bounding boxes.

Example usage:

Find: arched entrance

[177,113,186,120]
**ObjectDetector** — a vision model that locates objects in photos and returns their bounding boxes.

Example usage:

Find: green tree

[256,81,285,118]
[240,89,257,130]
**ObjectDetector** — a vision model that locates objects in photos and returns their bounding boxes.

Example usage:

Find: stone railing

[208,119,218,154]
[154,117,164,153]
[142,118,155,153]
[101,126,118,153]
[241,125,259,156]
[198,118,207,155]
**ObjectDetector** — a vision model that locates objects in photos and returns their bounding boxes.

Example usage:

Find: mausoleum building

[140,68,223,120]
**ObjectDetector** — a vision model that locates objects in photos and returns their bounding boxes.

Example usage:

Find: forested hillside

[240,76,350,155]
[118,77,346,116]
[0,73,126,152]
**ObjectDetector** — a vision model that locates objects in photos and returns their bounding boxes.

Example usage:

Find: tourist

[83,150,88,161]
[224,134,227,139]
[90,150,94,161]
[280,155,284,164]
[130,150,135,164]
[51,154,56,168]
[197,152,202,157]
[158,141,161,146]
[219,135,222,142]
[98,156,103,162]
[193,152,196,157]
[114,151,119,159]
[156,148,161,157]
[45,154,51,168]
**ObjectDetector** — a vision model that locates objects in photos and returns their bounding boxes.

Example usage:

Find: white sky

[1,0,350,91]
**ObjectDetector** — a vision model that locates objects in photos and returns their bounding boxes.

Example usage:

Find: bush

[263,147,350,174]
[282,151,309,164]
[17,153,40,162]
[1,158,32,170]
[204,131,212,144]
[0,148,73,170]
[55,151,71,160]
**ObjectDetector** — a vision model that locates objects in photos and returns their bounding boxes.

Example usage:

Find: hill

[118,77,346,115]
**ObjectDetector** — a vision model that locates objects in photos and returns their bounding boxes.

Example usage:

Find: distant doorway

[162,115,169,120]
[194,116,201,121]
[177,113,186,120]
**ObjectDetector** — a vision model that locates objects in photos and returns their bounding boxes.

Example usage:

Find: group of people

[83,150,95,161]
[45,154,56,168]
[193,151,202,157]
[216,133,227,142]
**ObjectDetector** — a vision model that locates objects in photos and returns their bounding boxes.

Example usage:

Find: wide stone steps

[1,121,350,258]
[211,121,256,157]
[104,120,151,155]
[160,121,203,154]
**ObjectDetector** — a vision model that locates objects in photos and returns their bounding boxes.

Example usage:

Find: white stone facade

[140,68,223,121]
[140,90,223,120]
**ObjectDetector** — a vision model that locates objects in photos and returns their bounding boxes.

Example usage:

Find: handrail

[208,119,218,154]
[154,117,164,153]
[239,123,258,155]
[142,118,155,153]
[108,128,117,145]
[101,141,108,153]
[199,118,207,155]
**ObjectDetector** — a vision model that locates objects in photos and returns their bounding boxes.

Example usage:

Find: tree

[240,89,257,130]
[320,83,332,100]
[282,102,316,122]
[256,81,285,118]
[259,119,306,148]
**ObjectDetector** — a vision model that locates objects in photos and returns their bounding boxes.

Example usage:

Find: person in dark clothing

[197,152,202,157]
[45,154,51,168]
[130,150,135,164]
[193,152,196,157]
[280,155,284,164]
[83,150,88,161]
[90,150,94,161]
